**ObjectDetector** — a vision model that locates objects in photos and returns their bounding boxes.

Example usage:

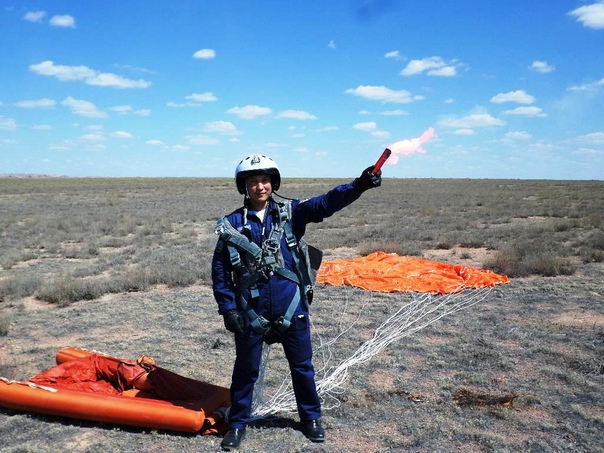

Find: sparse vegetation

[0,177,603,452]
[1,177,602,306]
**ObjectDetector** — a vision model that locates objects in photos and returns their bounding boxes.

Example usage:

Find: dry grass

[1,177,603,452]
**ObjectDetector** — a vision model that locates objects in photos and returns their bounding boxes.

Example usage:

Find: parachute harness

[215,199,313,337]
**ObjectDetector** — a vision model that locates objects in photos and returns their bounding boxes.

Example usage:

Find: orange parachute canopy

[316,251,509,294]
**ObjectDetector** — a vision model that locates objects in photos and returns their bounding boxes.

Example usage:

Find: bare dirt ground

[1,258,603,452]
[1,177,602,452]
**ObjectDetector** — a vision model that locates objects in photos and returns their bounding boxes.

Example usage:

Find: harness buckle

[263,238,280,254]
[254,316,272,335]
[273,316,291,332]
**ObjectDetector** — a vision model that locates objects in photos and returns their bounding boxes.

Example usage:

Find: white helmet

[234,154,281,194]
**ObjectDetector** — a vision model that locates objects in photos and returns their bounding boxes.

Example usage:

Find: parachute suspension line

[251,343,273,412]
[251,286,494,419]
[316,286,492,410]
[251,286,369,419]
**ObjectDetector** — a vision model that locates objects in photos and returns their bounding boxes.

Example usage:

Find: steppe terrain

[1,177,602,452]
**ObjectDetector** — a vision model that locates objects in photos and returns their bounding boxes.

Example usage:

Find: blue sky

[1,1,603,180]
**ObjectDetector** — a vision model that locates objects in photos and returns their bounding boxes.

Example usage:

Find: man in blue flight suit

[212,154,381,450]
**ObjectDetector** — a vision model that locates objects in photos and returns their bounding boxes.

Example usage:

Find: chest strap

[215,215,301,336]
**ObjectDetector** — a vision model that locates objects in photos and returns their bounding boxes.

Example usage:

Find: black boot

[221,428,246,450]
[301,419,325,442]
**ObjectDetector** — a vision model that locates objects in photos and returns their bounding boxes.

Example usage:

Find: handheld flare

[372,148,391,174]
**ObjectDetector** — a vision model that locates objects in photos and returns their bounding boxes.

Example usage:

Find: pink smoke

[385,127,435,165]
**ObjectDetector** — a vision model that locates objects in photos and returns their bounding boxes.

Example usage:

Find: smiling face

[245,174,272,211]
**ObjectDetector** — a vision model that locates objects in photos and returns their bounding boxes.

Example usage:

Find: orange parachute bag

[0,348,230,434]
[317,251,509,294]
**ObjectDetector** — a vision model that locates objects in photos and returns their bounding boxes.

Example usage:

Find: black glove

[353,165,382,192]
[223,309,245,334]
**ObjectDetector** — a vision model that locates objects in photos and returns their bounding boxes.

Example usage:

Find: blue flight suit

[212,181,362,429]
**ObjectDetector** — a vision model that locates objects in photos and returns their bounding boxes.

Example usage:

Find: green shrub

[0,273,43,300]
[485,240,577,277]
[35,275,108,306]
[577,229,604,263]
[0,310,9,336]
[137,247,206,288]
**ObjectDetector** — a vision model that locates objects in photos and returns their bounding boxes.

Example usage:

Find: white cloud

[262,142,288,149]
[569,2,604,29]
[187,135,220,145]
[49,15,75,28]
[575,131,604,144]
[345,85,421,103]
[380,109,408,116]
[167,102,200,108]
[490,90,536,104]
[429,66,457,77]
[29,61,151,89]
[202,121,241,135]
[277,110,317,120]
[400,56,459,77]
[87,73,151,89]
[30,61,95,81]
[226,105,272,119]
[86,143,106,152]
[503,106,547,117]
[80,133,105,141]
[328,40,336,49]
[453,128,475,136]
[185,92,217,102]
[62,97,106,118]
[353,122,377,131]
[504,131,533,141]
[193,48,216,59]
[574,147,602,156]
[15,98,56,108]
[108,106,151,116]
[438,113,505,128]
[167,92,217,107]
[568,78,604,92]
[372,130,390,138]
[0,116,17,131]
[109,105,133,114]
[530,60,555,73]
[146,140,164,146]
[23,11,46,22]
[49,142,73,151]
[317,126,339,132]
[31,124,52,130]
[111,131,133,139]
[114,64,155,74]
[384,50,404,60]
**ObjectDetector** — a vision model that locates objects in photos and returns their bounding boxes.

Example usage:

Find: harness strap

[283,220,313,308]
[237,285,301,335]
[272,266,300,284]
[215,202,307,336]
[216,217,263,262]
[237,290,272,335]
[274,286,301,332]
